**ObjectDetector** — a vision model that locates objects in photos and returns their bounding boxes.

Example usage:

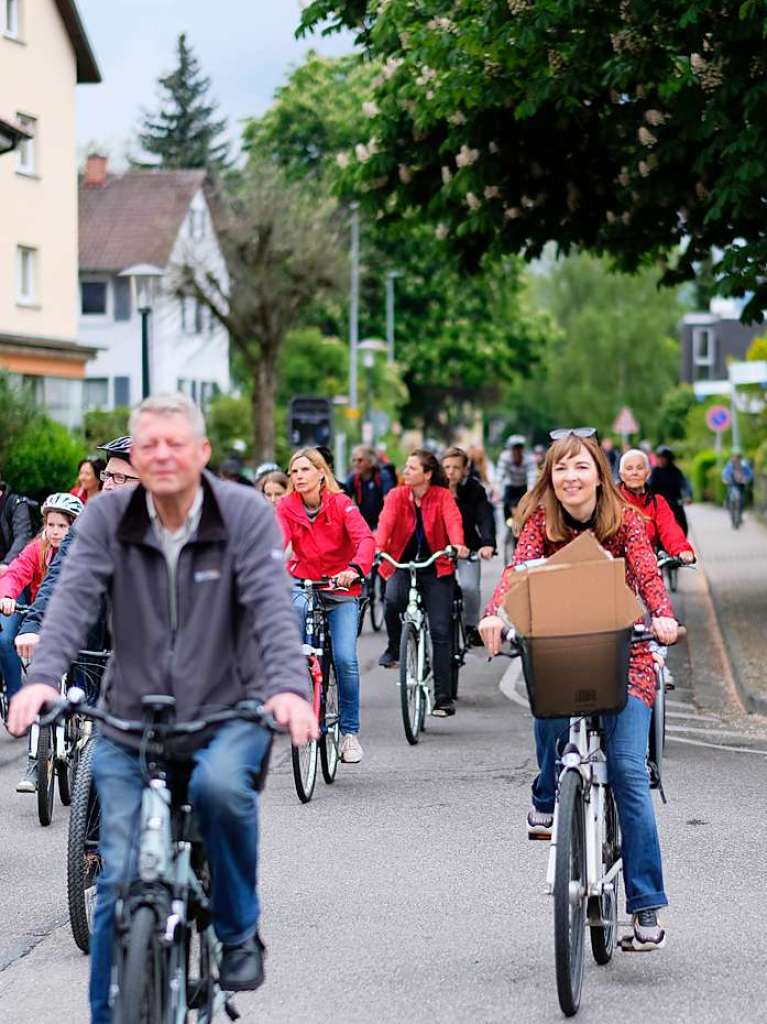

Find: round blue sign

[706,405,731,432]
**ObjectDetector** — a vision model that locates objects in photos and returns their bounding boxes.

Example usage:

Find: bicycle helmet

[98,435,133,463]
[42,492,84,521]
[506,434,526,448]
[254,461,280,483]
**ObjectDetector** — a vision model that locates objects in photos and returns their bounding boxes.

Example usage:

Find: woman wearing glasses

[479,428,677,953]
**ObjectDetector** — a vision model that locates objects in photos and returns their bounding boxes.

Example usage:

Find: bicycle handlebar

[657,555,696,571]
[375,546,457,571]
[0,602,30,616]
[294,576,350,592]
[500,622,686,652]
[37,689,286,737]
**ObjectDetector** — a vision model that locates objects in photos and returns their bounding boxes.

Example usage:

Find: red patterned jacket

[486,505,674,707]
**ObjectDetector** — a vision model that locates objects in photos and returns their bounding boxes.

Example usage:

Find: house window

[180,296,203,334]
[188,207,207,240]
[692,327,716,381]
[15,114,36,175]
[4,0,20,38]
[81,280,107,315]
[83,378,109,410]
[113,376,130,407]
[113,277,131,321]
[200,381,220,407]
[16,245,37,304]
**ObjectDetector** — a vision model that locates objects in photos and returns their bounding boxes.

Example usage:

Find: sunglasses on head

[549,427,598,441]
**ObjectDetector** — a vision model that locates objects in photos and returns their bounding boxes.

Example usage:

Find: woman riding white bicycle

[480,429,677,952]
[375,449,466,717]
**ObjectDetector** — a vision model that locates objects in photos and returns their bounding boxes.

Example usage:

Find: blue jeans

[532,696,667,915]
[90,720,272,1024]
[292,589,361,734]
[0,599,25,701]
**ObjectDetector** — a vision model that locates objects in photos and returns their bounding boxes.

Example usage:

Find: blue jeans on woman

[292,589,361,734]
[0,596,27,701]
[532,695,667,915]
[89,720,272,1024]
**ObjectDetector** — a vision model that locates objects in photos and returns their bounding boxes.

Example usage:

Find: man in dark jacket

[345,445,394,529]
[649,446,692,536]
[9,393,316,1022]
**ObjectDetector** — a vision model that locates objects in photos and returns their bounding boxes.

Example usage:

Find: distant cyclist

[8,394,315,1022]
[375,449,466,717]
[619,450,695,562]
[649,446,692,535]
[722,450,753,492]
[496,435,535,527]
[344,445,394,530]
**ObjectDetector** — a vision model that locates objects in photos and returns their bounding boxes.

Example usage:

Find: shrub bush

[689,449,718,501]
[83,407,130,452]
[3,417,86,503]
[704,463,727,506]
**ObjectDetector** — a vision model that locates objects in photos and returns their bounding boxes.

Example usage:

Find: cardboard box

[501,532,643,718]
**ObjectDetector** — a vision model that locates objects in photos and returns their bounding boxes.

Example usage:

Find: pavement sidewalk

[688,502,767,713]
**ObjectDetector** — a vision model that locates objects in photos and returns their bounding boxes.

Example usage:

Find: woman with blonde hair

[277,448,375,764]
[257,470,289,508]
[479,428,677,952]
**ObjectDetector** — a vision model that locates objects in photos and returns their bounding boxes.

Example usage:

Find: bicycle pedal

[225,998,241,1021]
[527,832,551,842]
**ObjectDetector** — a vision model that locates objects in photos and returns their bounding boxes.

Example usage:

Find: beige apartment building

[0,0,100,427]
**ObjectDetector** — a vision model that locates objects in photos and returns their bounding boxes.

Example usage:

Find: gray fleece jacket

[26,470,309,745]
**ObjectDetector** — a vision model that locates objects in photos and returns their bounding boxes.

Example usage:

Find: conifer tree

[135,34,229,169]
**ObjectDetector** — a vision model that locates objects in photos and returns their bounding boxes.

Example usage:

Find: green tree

[0,374,38,470]
[82,408,130,452]
[173,161,345,460]
[300,1,767,321]
[135,34,229,169]
[3,418,84,502]
[657,385,697,443]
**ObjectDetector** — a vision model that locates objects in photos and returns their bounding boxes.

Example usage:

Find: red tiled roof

[79,169,207,272]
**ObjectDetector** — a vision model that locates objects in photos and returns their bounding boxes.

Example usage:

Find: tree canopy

[299,1,767,321]
[135,33,229,169]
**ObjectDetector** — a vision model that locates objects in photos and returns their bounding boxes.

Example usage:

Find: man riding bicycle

[496,435,535,530]
[8,393,316,1024]
[722,450,753,494]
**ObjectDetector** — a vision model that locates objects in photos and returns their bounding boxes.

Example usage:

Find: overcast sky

[75,0,355,166]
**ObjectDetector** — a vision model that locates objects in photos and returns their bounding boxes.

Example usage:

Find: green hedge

[3,417,85,503]
[704,464,727,506]
[690,449,718,501]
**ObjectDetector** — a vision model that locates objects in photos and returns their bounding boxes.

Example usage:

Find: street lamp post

[349,203,360,415]
[358,338,387,444]
[119,264,163,399]
[385,270,401,365]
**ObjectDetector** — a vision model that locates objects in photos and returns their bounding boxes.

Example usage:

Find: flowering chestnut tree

[300,0,767,321]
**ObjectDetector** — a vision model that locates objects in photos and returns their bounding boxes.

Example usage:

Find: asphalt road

[2,555,767,1023]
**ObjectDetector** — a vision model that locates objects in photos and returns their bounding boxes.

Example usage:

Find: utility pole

[385,270,401,365]
[349,203,360,414]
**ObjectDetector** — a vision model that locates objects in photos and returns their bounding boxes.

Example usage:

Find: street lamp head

[358,338,387,354]
[119,263,164,311]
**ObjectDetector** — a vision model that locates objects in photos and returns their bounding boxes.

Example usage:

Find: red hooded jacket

[0,536,52,603]
[277,490,375,596]
[619,485,694,557]
[374,485,464,580]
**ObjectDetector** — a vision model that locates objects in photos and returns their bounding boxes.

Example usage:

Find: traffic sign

[612,406,639,436]
[705,404,732,433]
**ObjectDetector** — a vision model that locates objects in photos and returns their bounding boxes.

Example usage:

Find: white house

[78,156,230,410]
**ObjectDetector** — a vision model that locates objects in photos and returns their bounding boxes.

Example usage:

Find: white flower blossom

[489,141,499,154]
[465,192,481,210]
[415,65,437,86]
[455,144,480,167]
[638,126,657,147]
[427,16,455,32]
[441,165,453,185]
[382,57,403,80]
[504,206,522,220]
[355,143,370,163]
[447,111,467,126]
[484,185,501,199]
[521,194,535,209]
[398,164,412,184]
[435,223,449,240]
[644,109,665,126]
[606,210,617,223]
[336,152,350,169]
[638,161,650,177]
[362,101,379,118]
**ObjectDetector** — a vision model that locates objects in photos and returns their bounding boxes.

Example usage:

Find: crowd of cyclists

[0,394,756,1021]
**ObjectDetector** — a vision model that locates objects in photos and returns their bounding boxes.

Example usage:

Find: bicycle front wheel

[554,770,587,1017]
[115,905,168,1024]
[320,661,340,784]
[370,571,385,632]
[37,725,56,827]
[67,739,101,953]
[649,677,666,790]
[399,621,423,745]
[450,607,464,701]
[589,788,621,965]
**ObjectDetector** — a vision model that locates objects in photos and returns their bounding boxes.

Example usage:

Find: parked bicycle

[503,623,684,1018]
[356,564,385,636]
[377,547,456,745]
[291,579,342,803]
[39,690,283,1024]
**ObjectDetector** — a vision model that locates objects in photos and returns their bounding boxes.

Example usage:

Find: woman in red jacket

[619,449,695,561]
[375,449,467,717]
[480,432,677,951]
[278,448,375,764]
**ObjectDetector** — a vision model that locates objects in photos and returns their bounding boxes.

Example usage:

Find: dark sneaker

[527,807,553,840]
[220,934,265,992]
[378,649,398,669]
[621,909,666,952]
[16,757,38,794]
[431,699,455,718]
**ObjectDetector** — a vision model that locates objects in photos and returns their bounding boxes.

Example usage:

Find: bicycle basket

[519,627,631,719]
[66,650,110,704]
